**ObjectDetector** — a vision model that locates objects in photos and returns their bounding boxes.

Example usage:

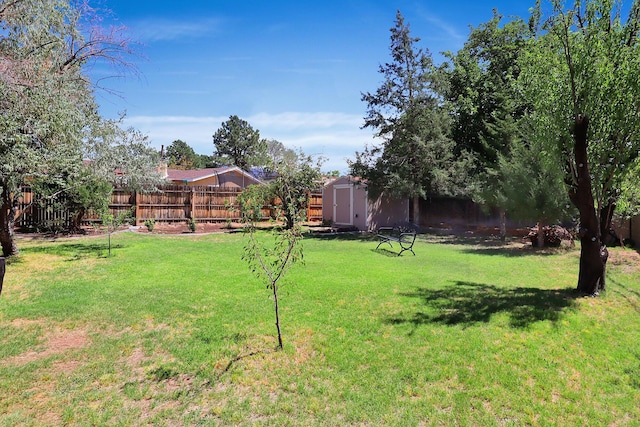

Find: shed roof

[324,175,367,188]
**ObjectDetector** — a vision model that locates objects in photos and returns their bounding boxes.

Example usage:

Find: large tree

[445,12,535,241]
[0,0,155,257]
[351,10,459,223]
[212,115,268,169]
[165,139,201,170]
[496,132,574,247]
[522,0,640,294]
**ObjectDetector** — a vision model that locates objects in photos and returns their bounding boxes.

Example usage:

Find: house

[162,165,263,188]
[322,176,409,231]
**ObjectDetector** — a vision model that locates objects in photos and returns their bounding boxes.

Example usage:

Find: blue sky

[93,1,535,173]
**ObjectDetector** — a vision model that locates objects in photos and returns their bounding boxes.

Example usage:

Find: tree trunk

[412,195,420,225]
[572,116,606,295]
[0,257,5,295]
[272,282,283,350]
[536,221,545,248]
[71,207,85,233]
[499,208,507,243]
[0,188,19,257]
[600,200,617,246]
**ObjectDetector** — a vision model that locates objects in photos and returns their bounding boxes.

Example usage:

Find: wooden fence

[17,185,323,230]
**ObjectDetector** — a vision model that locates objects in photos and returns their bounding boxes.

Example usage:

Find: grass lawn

[0,230,639,426]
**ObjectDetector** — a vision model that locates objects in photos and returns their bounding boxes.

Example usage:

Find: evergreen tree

[165,139,201,169]
[351,10,458,223]
[212,115,268,169]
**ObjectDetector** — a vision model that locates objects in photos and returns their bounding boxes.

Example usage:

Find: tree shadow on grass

[386,281,580,330]
[420,232,571,258]
[459,246,566,258]
[21,242,122,260]
[304,231,373,242]
[609,278,640,313]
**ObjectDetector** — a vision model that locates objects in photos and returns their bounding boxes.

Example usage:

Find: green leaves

[355,10,462,200]
[212,115,268,169]
[236,151,315,349]
[522,0,640,216]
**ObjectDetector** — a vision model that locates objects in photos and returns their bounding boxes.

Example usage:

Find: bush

[144,219,155,232]
[525,225,574,247]
[187,218,197,233]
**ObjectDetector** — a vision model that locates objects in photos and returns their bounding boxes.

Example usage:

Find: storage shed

[322,176,409,231]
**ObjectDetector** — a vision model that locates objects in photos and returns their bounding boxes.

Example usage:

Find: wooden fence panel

[137,186,189,222]
[17,184,324,229]
[192,186,244,221]
[17,187,72,231]
[308,190,323,222]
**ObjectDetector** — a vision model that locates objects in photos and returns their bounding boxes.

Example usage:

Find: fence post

[0,257,5,295]
[134,190,141,225]
[190,187,196,221]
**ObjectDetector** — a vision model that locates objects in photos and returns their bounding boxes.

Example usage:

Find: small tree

[236,149,320,349]
[237,184,304,350]
[99,207,134,257]
[497,135,574,247]
[270,151,324,230]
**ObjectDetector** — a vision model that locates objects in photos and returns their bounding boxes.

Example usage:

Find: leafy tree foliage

[0,0,159,257]
[270,151,324,230]
[521,0,640,294]
[496,133,574,247]
[350,10,461,222]
[236,148,322,349]
[197,154,217,168]
[264,139,297,169]
[212,115,268,169]
[165,139,201,169]
[237,187,302,350]
[445,13,537,241]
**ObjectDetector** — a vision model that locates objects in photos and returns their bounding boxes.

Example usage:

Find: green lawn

[0,231,639,426]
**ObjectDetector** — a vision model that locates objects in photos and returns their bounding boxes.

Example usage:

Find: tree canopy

[212,115,268,169]
[165,139,201,169]
[445,11,574,244]
[0,0,160,257]
[353,1,640,294]
[351,10,464,222]
[520,0,640,293]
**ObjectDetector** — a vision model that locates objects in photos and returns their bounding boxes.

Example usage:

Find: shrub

[525,225,574,247]
[144,219,155,232]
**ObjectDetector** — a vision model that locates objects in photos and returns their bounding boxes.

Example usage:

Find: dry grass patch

[3,324,90,367]
[608,248,640,275]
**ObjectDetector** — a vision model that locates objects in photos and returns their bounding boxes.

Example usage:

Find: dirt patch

[608,249,640,275]
[3,327,90,367]
[135,222,238,235]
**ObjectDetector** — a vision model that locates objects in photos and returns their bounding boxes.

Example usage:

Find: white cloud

[131,17,222,42]
[124,112,376,174]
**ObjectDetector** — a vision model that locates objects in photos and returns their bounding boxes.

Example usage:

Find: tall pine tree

[351,10,457,223]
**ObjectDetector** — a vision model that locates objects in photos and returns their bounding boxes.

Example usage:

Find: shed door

[333,186,353,225]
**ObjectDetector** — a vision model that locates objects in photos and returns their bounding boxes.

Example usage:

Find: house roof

[166,166,263,185]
